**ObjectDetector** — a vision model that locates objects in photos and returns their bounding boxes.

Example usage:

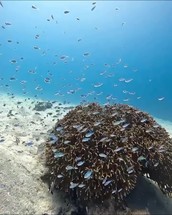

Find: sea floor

[0,93,172,214]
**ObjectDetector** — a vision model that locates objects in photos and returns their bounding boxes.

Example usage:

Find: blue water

[0,1,172,120]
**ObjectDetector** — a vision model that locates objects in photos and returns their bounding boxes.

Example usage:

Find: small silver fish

[57,174,63,178]
[77,160,85,166]
[137,156,146,161]
[104,180,112,186]
[114,147,124,152]
[112,119,125,126]
[54,151,65,158]
[99,153,107,158]
[69,182,78,189]
[99,137,108,142]
[56,126,63,132]
[82,137,90,142]
[78,183,86,188]
[85,130,94,138]
[84,170,93,179]
[122,123,130,128]
[64,140,71,144]
[127,166,134,174]
[140,118,147,123]
[93,121,102,126]
[132,147,138,152]
[66,165,75,171]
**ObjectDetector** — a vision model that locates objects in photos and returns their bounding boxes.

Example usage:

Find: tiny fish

[75,157,82,162]
[10,59,17,64]
[127,166,134,174]
[49,134,58,144]
[32,5,37,9]
[114,147,124,152]
[64,10,70,14]
[0,1,3,7]
[158,97,165,101]
[137,156,146,161]
[25,140,33,146]
[153,124,160,128]
[5,22,11,25]
[154,162,159,167]
[132,147,138,152]
[94,83,103,88]
[77,160,85,166]
[78,183,85,188]
[99,137,108,142]
[54,151,65,158]
[91,6,96,11]
[125,79,133,83]
[82,137,90,142]
[85,130,94,138]
[64,140,71,144]
[51,15,54,19]
[112,119,125,126]
[56,126,63,132]
[70,182,78,189]
[140,118,147,123]
[57,174,63,178]
[112,189,117,194]
[33,46,40,50]
[83,52,89,56]
[84,170,93,179]
[104,180,112,186]
[94,121,101,126]
[99,153,107,158]
[66,165,75,170]
[122,123,130,128]
[9,77,16,81]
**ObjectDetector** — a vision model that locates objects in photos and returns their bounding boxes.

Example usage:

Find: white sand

[0,93,76,214]
[0,93,172,214]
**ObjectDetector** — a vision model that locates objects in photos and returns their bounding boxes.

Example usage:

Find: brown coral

[45,103,172,207]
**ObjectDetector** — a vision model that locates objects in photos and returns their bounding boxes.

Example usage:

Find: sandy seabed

[0,93,172,215]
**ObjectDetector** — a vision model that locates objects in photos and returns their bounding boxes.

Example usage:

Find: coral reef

[45,103,172,208]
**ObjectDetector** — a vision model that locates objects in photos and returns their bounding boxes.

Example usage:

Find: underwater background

[0,0,172,121]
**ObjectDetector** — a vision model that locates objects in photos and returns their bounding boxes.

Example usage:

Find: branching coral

[45,103,172,207]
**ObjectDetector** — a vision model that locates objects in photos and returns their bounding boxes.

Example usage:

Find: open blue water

[0,1,172,120]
